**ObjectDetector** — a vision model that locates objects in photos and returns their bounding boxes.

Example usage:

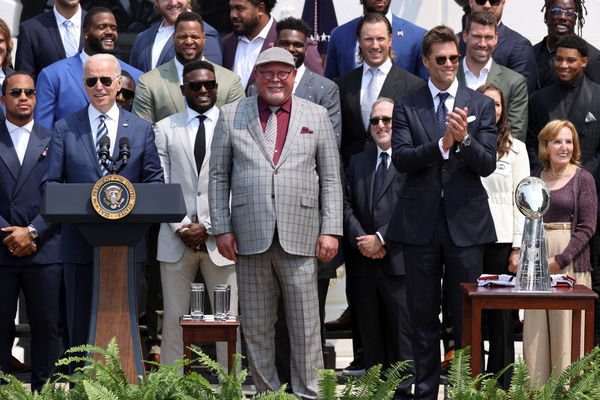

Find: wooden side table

[460,283,597,378]
[180,317,240,374]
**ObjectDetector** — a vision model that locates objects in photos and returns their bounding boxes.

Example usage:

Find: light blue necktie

[63,20,78,57]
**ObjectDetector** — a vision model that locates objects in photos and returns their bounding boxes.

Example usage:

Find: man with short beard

[325,0,428,80]
[34,7,142,130]
[133,12,244,124]
[16,0,85,79]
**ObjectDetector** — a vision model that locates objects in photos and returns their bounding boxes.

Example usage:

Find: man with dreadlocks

[534,0,600,90]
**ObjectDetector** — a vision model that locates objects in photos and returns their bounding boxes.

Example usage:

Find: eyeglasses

[182,80,218,91]
[257,69,293,81]
[117,88,135,100]
[474,0,502,5]
[549,7,577,18]
[369,116,392,125]
[8,88,36,97]
[434,55,461,65]
[84,75,119,88]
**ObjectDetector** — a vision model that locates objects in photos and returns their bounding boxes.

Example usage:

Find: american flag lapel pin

[397,30,404,37]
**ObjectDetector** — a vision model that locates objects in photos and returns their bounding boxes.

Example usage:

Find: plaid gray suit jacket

[209,95,343,257]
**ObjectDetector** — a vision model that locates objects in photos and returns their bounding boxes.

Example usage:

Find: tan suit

[133,59,245,123]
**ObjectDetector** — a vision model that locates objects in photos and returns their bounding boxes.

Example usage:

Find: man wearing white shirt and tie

[154,59,238,371]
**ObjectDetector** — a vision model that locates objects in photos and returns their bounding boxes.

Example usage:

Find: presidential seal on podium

[91,175,137,220]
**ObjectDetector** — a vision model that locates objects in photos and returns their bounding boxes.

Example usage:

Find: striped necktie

[96,114,109,175]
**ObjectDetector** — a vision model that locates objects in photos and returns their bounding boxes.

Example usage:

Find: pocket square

[300,127,314,134]
[585,112,597,123]
[467,115,477,123]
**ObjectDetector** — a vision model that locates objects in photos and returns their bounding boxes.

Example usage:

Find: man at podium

[43,53,164,353]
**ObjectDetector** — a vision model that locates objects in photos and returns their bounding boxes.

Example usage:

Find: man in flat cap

[209,47,342,399]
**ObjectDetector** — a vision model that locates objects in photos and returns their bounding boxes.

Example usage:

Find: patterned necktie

[96,114,108,175]
[437,92,450,137]
[63,20,78,57]
[194,115,207,173]
[361,67,379,130]
[265,106,279,160]
[372,152,389,203]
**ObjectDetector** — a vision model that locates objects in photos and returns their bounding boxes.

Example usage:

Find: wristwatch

[27,224,39,240]
[458,134,471,149]
[202,221,213,235]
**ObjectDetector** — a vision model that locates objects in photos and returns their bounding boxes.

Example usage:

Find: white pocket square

[467,115,477,123]
[585,112,597,123]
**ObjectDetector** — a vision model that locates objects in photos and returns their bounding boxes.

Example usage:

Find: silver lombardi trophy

[514,177,552,291]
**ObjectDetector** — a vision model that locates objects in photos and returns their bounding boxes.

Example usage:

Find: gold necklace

[543,164,573,181]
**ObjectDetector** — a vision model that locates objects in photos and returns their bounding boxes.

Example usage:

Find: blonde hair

[537,119,581,167]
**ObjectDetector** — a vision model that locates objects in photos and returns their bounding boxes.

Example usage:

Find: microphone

[118,137,130,164]
[98,136,111,162]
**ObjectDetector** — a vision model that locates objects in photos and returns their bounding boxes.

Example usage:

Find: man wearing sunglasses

[0,72,62,392]
[209,47,342,399]
[154,59,238,374]
[343,97,414,399]
[34,7,143,130]
[115,70,135,111]
[133,12,244,124]
[43,53,163,356]
[457,0,537,93]
[534,0,600,90]
[389,26,497,400]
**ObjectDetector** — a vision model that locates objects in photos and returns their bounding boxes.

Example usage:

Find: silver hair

[83,53,122,76]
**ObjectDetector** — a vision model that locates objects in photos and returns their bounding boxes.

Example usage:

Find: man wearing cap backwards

[208,47,342,399]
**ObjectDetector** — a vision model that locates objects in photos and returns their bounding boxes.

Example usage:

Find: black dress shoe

[324,307,352,331]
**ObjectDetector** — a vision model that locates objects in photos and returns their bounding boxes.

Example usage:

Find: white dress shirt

[360,58,392,104]
[174,57,185,84]
[152,22,175,70]
[293,64,306,94]
[428,78,459,159]
[185,105,219,153]
[462,57,492,90]
[6,119,34,164]
[88,103,120,149]
[234,17,274,88]
[54,5,82,56]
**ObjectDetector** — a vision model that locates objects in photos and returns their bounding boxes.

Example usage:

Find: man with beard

[133,12,244,124]
[534,0,600,90]
[221,0,323,90]
[15,0,85,79]
[325,0,427,80]
[129,0,222,72]
[154,60,238,372]
[34,7,142,130]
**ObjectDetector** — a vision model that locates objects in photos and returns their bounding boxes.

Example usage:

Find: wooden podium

[42,183,186,383]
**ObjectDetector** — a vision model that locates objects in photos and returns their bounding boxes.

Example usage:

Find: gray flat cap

[254,47,296,68]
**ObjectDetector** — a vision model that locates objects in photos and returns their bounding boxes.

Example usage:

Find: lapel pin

[122,123,128,127]
[397,30,404,37]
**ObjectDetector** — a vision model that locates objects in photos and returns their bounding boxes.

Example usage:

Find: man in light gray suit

[457,11,528,140]
[154,60,238,371]
[133,12,245,124]
[209,47,343,399]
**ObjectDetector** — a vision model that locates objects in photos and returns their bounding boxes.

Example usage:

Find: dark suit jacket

[343,145,405,277]
[526,75,600,174]
[389,84,497,246]
[43,107,164,263]
[335,64,425,165]
[129,19,223,72]
[0,122,60,265]
[221,18,324,89]
[15,10,85,79]
[458,22,537,93]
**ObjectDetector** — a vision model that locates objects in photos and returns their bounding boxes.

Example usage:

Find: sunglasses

[84,76,119,88]
[8,88,36,97]
[183,80,218,91]
[434,55,461,65]
[257,69,293,81]
[117,88,135,100]
[549,7,577,18]
[369,116,392,125]
[474,0,502,5]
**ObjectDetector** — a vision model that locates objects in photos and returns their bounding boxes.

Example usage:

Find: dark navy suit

[0,122,61,391]
[15,10,86,79]
[390,83,497,399]
[43,106,163,350]
[343,145,414,398]
[129,20,223,72]
[325,14,428,80]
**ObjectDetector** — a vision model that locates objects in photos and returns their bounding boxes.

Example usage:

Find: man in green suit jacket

[133,12,244,123]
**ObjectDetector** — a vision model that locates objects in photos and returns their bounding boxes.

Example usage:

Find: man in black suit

[0,72,61,391]
[15,0,85,79]
[336,12,424,167]
[458,0,537,93]
[390,25,497,400]
[534,0,600,90]
[344,97,413,399]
